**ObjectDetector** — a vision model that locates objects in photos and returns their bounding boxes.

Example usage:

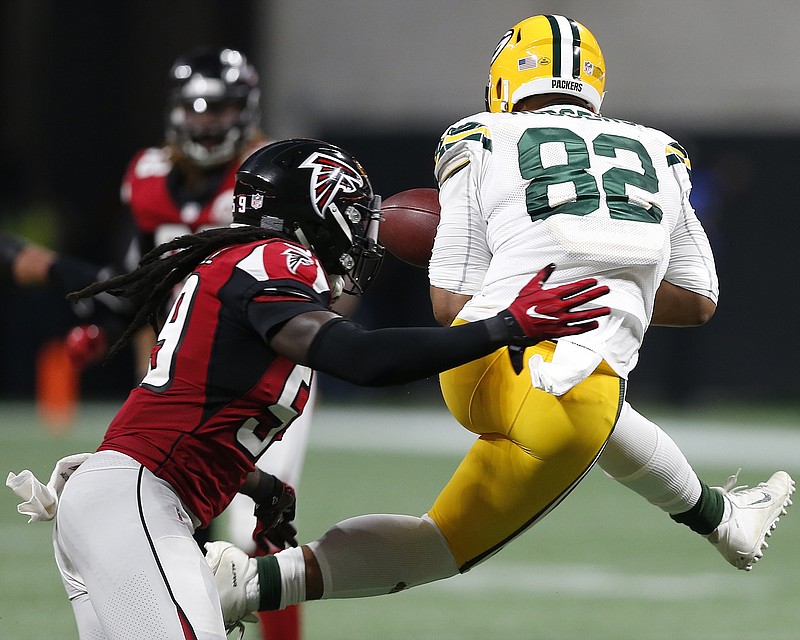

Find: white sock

[598,402,701,514]
[307,513,458,599]
[274,546,307,610]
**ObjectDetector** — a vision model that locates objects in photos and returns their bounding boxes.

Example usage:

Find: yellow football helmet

[485,15,605,113]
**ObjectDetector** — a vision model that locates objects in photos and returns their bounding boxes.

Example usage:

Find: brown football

[379,188,440,268]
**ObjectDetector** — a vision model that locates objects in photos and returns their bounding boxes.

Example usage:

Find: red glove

[502,264,610,345]
[252,476,298,551]
[65,324,108,370]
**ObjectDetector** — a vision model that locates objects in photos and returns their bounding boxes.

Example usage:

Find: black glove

[251,473,298,550]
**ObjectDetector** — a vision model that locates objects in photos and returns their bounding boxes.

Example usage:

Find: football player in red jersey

[122,47,269,375]
[0,48,268,372]
[0,47,309,640]
[42,138,609,639]
[0,48,268,375]
[123,48,313,640]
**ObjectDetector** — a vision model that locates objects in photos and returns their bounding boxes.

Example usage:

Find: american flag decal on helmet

[299,152,364,219]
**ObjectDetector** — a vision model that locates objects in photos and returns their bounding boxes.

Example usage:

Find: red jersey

[98,237,333,526]
[121,141,270,251]
[121,147,237,242]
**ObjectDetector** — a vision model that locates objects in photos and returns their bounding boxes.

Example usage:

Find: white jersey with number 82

[430,104,718,378]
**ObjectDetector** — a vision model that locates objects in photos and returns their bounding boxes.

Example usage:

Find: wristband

[482,310,529,346]
[253,472,280,506]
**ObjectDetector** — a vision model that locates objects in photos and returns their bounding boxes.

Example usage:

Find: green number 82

[518,127,663,224]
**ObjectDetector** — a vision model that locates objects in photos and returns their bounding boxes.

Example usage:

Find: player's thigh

[56,456,226,639]
[428,432,592,571]
[433,361,622,570]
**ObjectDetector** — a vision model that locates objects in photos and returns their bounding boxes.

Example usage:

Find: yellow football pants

[429,340,624,571]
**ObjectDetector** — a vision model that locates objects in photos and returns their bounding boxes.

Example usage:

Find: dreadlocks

[67,226,279,359]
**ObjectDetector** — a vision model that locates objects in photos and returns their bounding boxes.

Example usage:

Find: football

[379,188,440,268]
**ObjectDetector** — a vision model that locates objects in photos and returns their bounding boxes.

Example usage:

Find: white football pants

[53,450,226,640]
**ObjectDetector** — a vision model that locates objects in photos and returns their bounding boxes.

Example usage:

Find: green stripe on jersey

[435,122,492,166]
[439,159,470,185]
[666,140,692,177]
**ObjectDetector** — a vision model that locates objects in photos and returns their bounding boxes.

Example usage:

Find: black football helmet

[166,47,260,168]
[233,139,384,295]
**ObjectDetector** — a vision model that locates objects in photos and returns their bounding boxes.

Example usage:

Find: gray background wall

[257,0,800,136]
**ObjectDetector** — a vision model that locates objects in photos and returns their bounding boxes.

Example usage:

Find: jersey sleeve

[235,239,333,340]
[662,139,720,303]
[429,119,493,295]
[665,203,719,303]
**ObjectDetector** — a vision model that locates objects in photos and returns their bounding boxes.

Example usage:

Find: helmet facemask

[294,196,384,296]
[166,48,260,168]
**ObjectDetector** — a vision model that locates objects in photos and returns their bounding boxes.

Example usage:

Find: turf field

[1,399,798,639]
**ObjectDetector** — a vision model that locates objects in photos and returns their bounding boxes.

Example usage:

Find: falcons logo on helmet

[299,152,364,219]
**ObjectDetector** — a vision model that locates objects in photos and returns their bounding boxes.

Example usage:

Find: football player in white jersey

[430,14,793,571]
[202,15,793,630]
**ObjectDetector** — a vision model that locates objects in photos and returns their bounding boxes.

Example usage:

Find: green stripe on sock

[670,481,725,535]
[256,555,282,611]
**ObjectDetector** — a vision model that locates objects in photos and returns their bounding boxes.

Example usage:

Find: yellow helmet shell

[485,15,606,113]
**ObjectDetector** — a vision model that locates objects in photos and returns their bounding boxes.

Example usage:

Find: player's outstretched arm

[269,264,610,387]
[0,233,55,287]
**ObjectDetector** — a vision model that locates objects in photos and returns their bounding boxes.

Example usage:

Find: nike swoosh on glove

[502,263,610,345]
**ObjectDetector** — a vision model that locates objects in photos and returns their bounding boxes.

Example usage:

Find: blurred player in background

[9,138,609,639]
[123,47,268,376]
[0,229,129,373]
[203,15,794,630]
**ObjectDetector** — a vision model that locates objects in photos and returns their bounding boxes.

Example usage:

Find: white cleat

[707,470,795,571]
